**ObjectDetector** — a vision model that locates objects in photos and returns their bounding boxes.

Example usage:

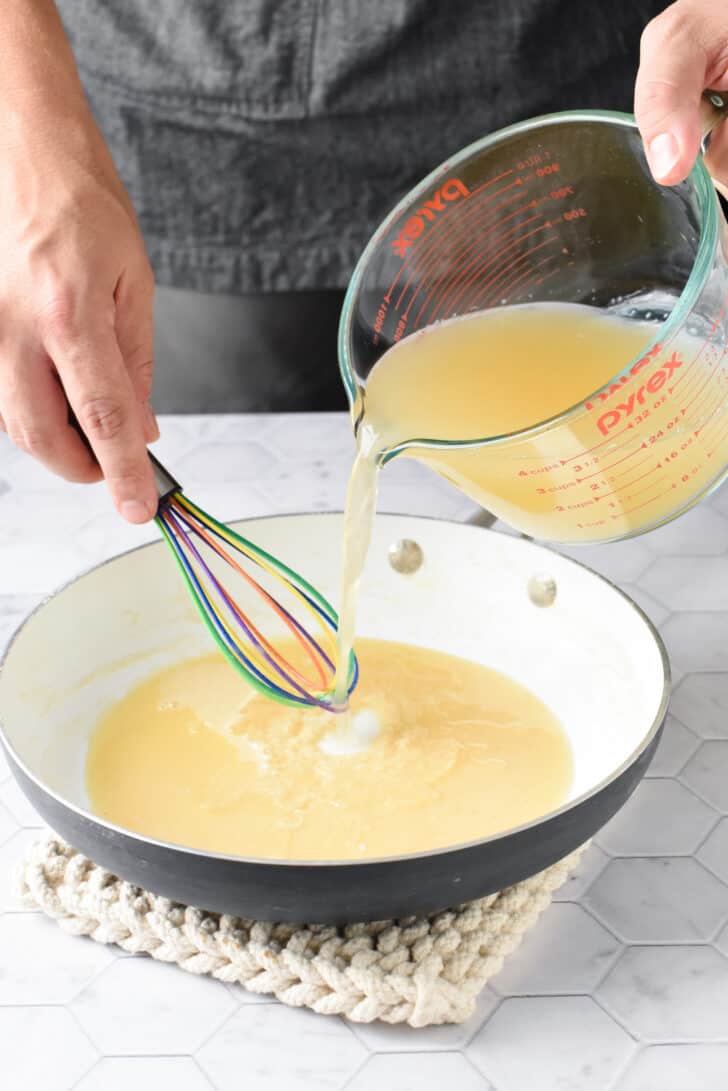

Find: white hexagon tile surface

[641,714,699,777]
[697,817,728,883]
[468,995,637,1090]
[488,903,622,997]
[2,414,728,1091]
[74,1057,215,1091]
[70,957,238,1055]
[670,672,728,738]
[196,1005,369,1091]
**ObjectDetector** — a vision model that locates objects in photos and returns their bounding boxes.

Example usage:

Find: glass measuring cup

[338,108,728,544]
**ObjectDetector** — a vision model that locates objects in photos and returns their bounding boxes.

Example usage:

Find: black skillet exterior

[8,721,662,924]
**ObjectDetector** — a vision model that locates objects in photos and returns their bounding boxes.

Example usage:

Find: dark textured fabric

[57,0,667,295]
[152,287,347,411]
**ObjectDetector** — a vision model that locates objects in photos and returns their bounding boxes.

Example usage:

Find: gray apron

[57,0,666,296]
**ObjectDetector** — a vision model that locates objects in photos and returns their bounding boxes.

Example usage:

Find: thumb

[635,5,707,185]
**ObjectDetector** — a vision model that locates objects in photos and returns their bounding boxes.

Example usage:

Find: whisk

[149,453,357,711]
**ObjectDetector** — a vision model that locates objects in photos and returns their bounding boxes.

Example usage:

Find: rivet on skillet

[388,539,424,575]
[527,572,557,607]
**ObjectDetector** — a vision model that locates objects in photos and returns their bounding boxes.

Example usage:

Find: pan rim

[0,510,671,869]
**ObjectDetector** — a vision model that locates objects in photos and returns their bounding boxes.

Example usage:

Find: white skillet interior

[0,513,668,834]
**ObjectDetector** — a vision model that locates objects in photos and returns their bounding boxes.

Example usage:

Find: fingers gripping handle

[67,398,178,510]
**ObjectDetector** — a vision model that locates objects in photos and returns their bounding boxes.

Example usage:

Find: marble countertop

[1,412,728,1091]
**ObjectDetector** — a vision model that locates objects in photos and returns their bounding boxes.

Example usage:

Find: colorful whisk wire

[150,453,357,711]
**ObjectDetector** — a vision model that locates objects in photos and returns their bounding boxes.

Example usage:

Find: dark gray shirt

[58,1,666,295]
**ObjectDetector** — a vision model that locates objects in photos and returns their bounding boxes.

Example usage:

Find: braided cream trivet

[18,836,588,1026]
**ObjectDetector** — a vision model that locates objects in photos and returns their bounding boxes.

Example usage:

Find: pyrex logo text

[391,179,470,258]
[593,349,683,436]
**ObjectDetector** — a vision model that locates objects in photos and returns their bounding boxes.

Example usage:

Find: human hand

[0,117,160,523]
[635,0,728,196]
[0,1,159,524]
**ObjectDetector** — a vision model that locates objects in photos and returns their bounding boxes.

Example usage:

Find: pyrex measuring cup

[338,107,728,544]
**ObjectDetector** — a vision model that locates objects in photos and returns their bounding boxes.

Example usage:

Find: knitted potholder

[19,836,587,1026]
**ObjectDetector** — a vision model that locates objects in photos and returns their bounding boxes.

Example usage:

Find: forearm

[1,0,91,145]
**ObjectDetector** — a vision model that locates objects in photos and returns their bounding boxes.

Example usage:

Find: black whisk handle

[149,451,180,503]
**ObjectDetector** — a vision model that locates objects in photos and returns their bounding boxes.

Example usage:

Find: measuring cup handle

[701,89,728,143]
[463,507,534,541]
[465,508,498,529]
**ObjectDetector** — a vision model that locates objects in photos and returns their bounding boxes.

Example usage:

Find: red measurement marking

[686,383,721,426]
[505,257,559,301]
[699,401,728,441]
[579,443,646,480]
[612,463,662,494]
[675,362,711,406]
[601,424,663,461]
[598,473,666,503]
[671,291,728,391]
[425,214,543,320]
[534,266,560,288]
[383,171,516,304]
[464,249,532,312]
[472,252,557,313]
[475,168,515,189]
[461,242,556,316]
[418,233,529,325]
[466,169,517,200]
[437,219,551,319]
[686,345,728,427]
[694,365,728,431]
[396,183,527,312]
[680,365,718,416]
[616,484,675,519]
[408,195,537,323]
[476,260,544,313]
[707,416,728,455]
[611,452,653,480]
[714,341,728,376]
[561,423,634,464]
[685,338,728,386]
[624,474,668,502]
[411,196,530,308]
[691,384,726,433]
[685,329,728,394]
